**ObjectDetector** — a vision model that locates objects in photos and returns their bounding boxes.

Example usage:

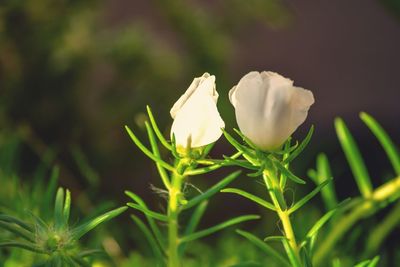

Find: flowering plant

[1,72,399,267]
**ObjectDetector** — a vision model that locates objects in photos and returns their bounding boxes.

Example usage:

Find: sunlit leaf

[288,179,332,214]
[335,118,373,198]
[221,188,276,211]
[182,171,241,210]
[180,215,260,243]
[146,105,172,150]
[72,206,127,239]
[360,112,400,175]
[125,125,174,172]
[127,203,167,222]
[145,121,171,189]
[283,125,314,164]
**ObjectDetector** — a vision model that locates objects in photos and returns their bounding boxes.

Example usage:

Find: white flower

[229,71,314,150]
[170,73,225,149]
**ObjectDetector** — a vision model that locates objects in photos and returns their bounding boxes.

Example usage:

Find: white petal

[230,71,314,150]
[171,91,224,148]
[170,72,211,119]
[170,73,224,148]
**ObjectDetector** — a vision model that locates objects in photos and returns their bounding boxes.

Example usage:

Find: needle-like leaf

[127,203,168,222]
[146,105,172,150]
[221,188,276,211]
[125,125,175,172]
[288,179,332,214]
[63,189,71,226]
[180,215,260,243]
[360,112,400,175]
[182,171,241,210]
[236,230,291,267]
[72,206,127,240]
[145,121,171,190]
[179,201,208,257]
[54,188,65,230]
[125,191,165,249]
[335,118,373,198]
[130,215,165,262]
[274,161,306,184]
[283,125,314,164]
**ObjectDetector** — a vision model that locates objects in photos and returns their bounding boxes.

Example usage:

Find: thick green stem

[167,161,186,267]
[263,170,302,266]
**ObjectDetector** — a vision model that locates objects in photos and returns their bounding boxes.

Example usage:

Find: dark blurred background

[0,0,400,261]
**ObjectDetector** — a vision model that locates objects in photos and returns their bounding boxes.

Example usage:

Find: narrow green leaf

[0,221,35,242]
[300,208,337,253]
[301,248,313,267]
[288,179,332,214]
[77,249,105,258]
[130,215,164,261]
[125,126,175,172]
[223,129,258,165]
[54,188,65,230]
[180,215,260,243]
[222,156,258,170]
[360,112,400,175]
[283,125,314,164]
[274,161,306,184]
[233,128,258,149]
[0,214,33,232]
[184,201,208,236]
[44,166,59,208]
[201,142,215,158]
[179,201,208,257]
[247,167,264,178]
[63,189,71,225]
[0,241,46,254]
[185,164,224,176]
[334,118,373,198]
[315,153,338,210]
[127,203,168,222]
[196,152,243,166]
[367,256,380,267]
[264,236,288,242]
[221,188,276,211]
[354,256,380,267]
[281,238,302,267]
[145,121,171,190]
[72,206,127,240]
[236,229,291,267]
[125,191,165,249]
[280,138,292,189]
[146,105,172,150]
[182,171,242,210]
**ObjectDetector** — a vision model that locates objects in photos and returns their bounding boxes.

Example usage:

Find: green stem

[263,170,302,266]
[313,176,400,266]
[167,160,186,267]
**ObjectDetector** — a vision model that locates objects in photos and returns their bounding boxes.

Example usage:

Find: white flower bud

[229,71,314,150]
[170,73,225,149]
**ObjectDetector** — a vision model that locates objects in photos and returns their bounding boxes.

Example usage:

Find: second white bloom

[229,71,315,150]
[170,73,225,149]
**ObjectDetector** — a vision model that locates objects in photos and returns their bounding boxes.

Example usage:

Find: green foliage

[0,184,126,266]
[125,107,260,266]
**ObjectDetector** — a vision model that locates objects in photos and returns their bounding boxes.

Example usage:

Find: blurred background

[1,0,400,265]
